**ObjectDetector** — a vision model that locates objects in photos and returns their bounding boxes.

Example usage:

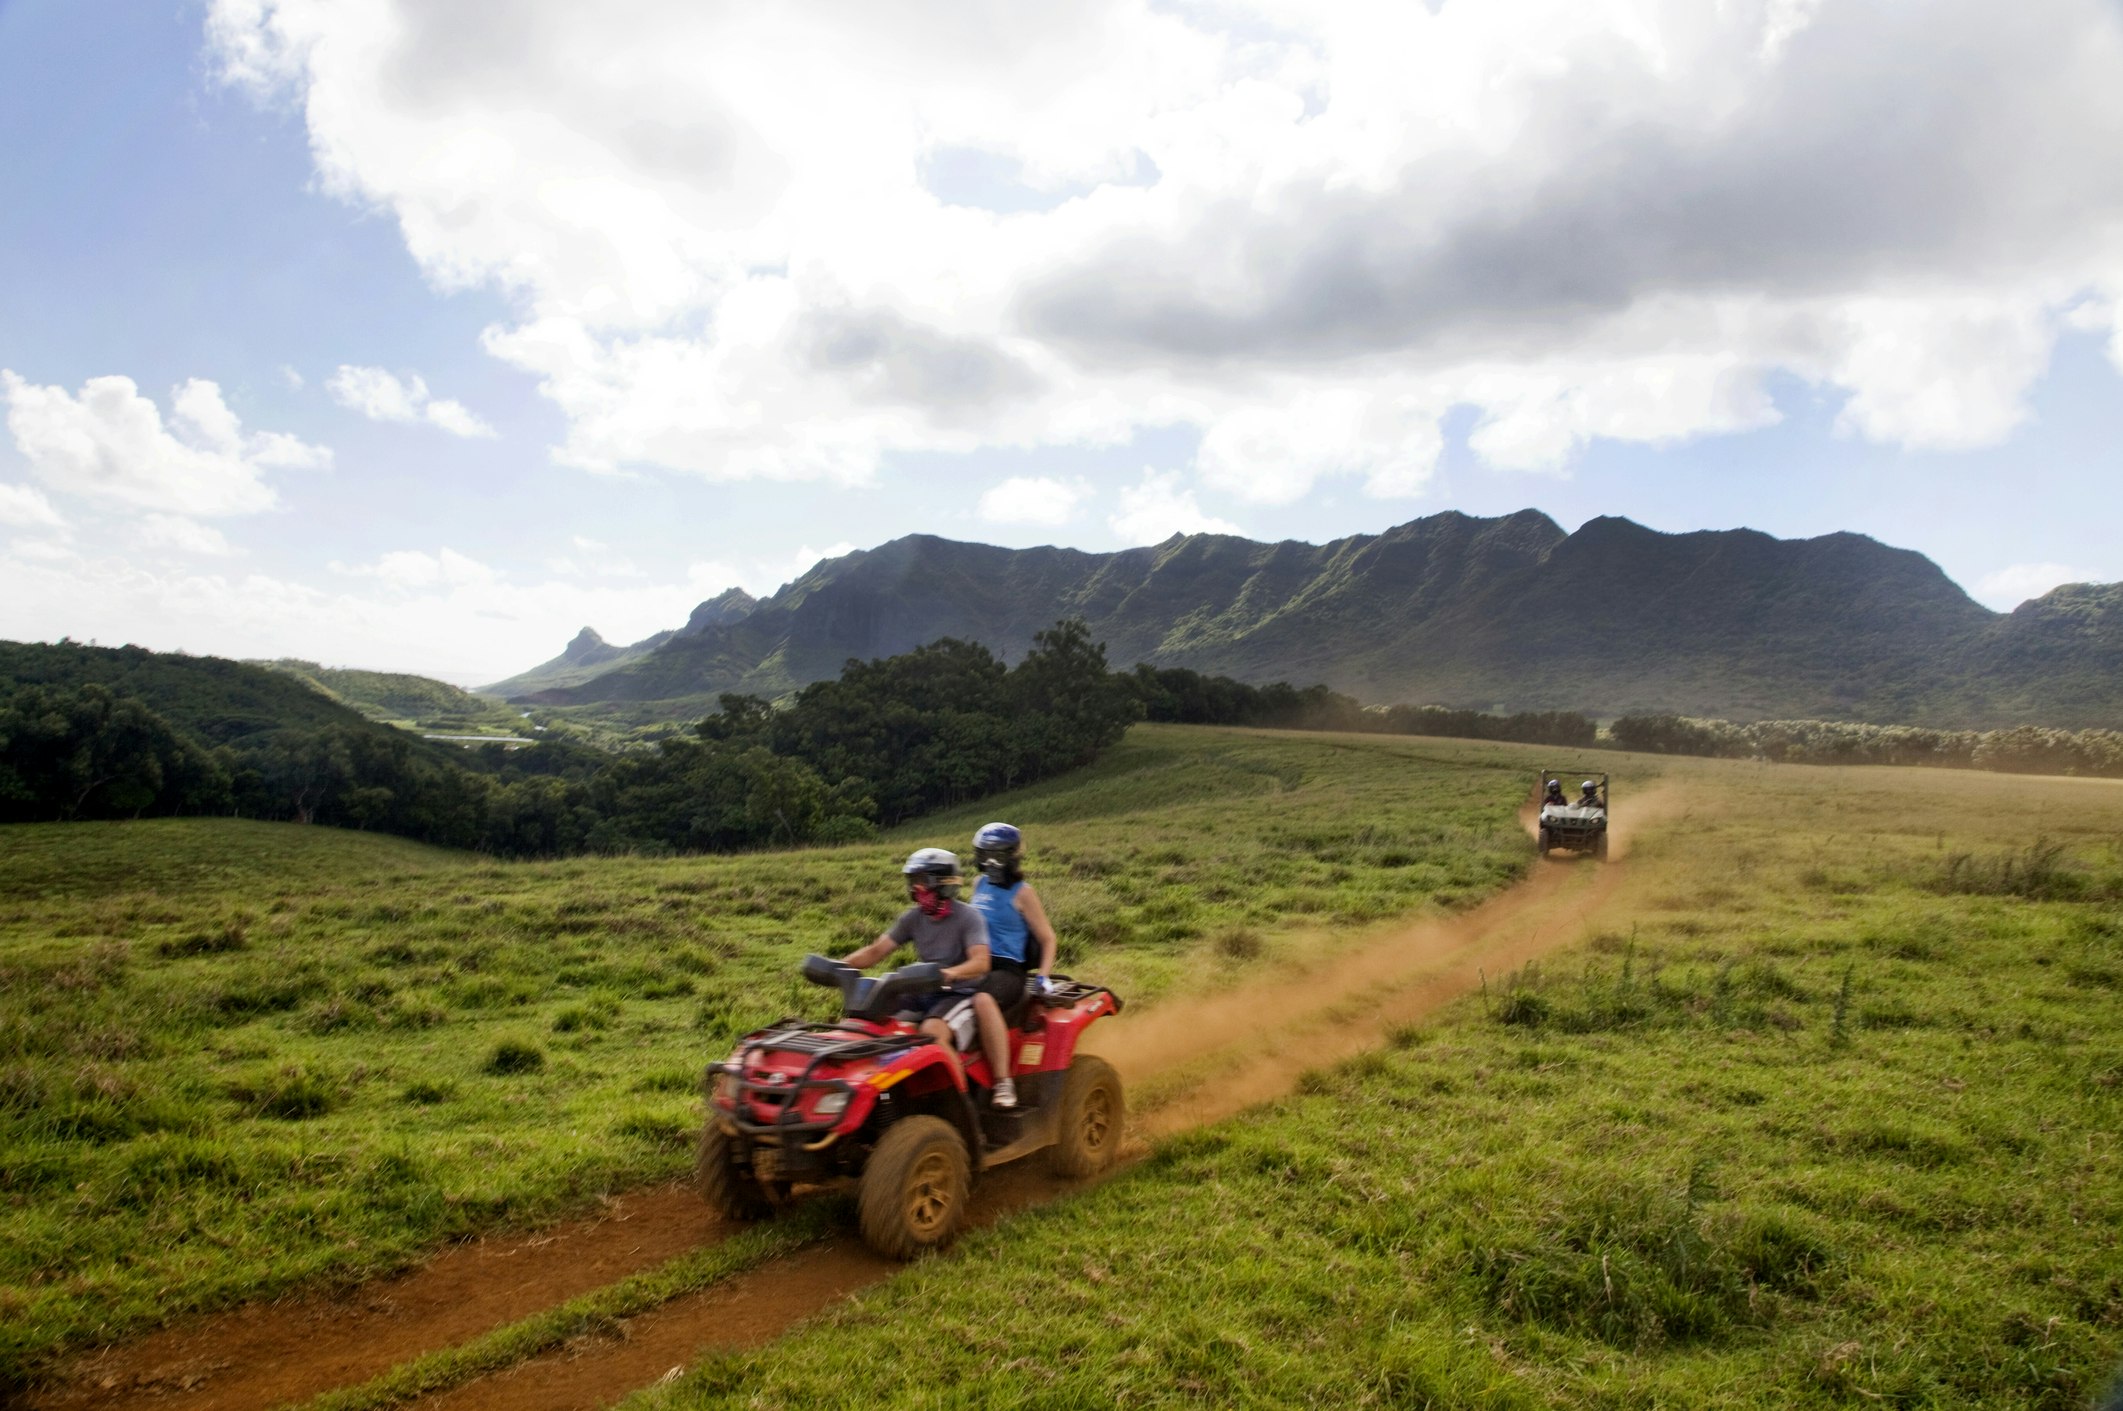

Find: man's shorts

[918,988,980,1050]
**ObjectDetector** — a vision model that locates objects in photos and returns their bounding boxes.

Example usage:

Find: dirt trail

[1092,784,1679,1135]
[408,1164,1087,1411]
[29,1184,724,1411]
[37,786,1688,1411]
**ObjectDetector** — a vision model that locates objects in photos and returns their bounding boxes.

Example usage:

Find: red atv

[698,954,1125,1258]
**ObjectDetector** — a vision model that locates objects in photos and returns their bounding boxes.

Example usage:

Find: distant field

[0,725,1529,1388]
[646,754,2123,1410]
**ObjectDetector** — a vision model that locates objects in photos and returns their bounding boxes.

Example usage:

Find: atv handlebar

[800,954,947,1022]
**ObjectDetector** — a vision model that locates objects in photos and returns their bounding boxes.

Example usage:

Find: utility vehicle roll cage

[1539,768,1609,805]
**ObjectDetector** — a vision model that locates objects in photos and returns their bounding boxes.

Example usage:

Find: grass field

[0,725,1530,1390]
[634,753,2123,1410]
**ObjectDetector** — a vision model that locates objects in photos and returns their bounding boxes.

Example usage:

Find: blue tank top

[970,878,1031,964]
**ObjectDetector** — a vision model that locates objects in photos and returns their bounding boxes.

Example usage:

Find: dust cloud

[1092,784,1688,1135]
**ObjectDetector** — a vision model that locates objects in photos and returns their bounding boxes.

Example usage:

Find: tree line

[38,626,2105,859]
[1122,665,1599,748]
[0,622,1139,856]
[1607,715,2123,777]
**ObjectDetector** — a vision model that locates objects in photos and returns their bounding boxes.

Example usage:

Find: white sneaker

[992,1077,1018,1109]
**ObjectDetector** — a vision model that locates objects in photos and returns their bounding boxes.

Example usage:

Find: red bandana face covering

[911,884,952,919]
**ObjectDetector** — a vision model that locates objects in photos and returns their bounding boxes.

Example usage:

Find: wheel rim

[904,1147,957,1237]
[1080,1084,1113,1153]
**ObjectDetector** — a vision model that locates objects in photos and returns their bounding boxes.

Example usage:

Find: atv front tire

[1537,828,1551,858]
[696,1120,769,1221]
[859,1115,970,1259]
[1049,1055,1123,1178]
[1595,831,1609,861]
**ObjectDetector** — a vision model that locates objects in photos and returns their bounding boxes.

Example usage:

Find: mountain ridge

[481,511,2123,730]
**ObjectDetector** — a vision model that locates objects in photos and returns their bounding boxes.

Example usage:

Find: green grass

[0,724,1528,1389]
[635,756,2123,1410]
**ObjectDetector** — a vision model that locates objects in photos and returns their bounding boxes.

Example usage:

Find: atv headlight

[811,1090,850,1119]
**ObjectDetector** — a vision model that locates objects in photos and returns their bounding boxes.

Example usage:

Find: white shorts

[920,990,980,1050]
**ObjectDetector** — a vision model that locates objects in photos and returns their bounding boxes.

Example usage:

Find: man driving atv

[1544,779,1566,807]
[1579,780,1604,808]
[967,821,1060,1111]
[838,849,991,1083]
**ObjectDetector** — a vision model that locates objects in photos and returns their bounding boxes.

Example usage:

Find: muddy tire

[1595,831,1609,861]
[1537,828,1552,858]
[1049,1055,1124,1178]
[696,1120,769,1221]
[858,1116,970,1259]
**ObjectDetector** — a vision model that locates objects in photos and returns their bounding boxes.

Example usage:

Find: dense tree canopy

[0,623,1140,856]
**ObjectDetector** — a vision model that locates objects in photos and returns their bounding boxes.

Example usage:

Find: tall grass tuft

[483,1039,545,1075]
[1935,837,2102,901]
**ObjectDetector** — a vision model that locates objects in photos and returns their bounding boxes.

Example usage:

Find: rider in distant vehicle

[1579,780,1604,808]
[838,849,990,1082]
[967,822,1059,1111]
[1544,779,1567,808]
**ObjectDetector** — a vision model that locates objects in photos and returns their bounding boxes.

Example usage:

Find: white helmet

[902,848,963,898]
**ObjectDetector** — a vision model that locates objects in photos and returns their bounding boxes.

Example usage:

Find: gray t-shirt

[886,903,990,969]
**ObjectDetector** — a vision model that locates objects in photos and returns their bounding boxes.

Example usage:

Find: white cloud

[335,546,498,593]
[1,370,328,516]
[327,365,497,438]
[1975,562,2099,610]
[1108,469,1242,546]
[422,399,494,439]
[1197,389,1448,503]
[545,536,645,578]
[0,536,762,685]
[978,475,1090,526]
[132,514,236,557]
[1825,297,2057,451]
[212,0,2123,492]
[0,482,65,529]
[753,542,858,595]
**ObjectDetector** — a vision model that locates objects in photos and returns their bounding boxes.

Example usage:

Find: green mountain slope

[499,512,2123,729]
[0,641,395,747]
[259,660,531,737]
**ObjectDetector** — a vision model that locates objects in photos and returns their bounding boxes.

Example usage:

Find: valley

[5,727,2120,1407]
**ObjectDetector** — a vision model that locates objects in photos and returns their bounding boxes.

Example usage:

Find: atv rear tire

[696,1120,769,1221]
[859,1116,970,1259]
[1049,1055,1123,1178]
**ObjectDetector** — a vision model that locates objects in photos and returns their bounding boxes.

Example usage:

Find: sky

[3,0,2121,687]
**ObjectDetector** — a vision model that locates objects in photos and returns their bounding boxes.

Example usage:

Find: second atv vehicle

[1537,769,1610,860]
[698,955,1124,1258]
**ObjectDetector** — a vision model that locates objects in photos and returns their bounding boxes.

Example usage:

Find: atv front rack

[723,1021,917,1142]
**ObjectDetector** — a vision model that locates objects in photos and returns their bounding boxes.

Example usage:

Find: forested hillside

[0,627,1139,855]
[490,511,2123,729]
[257,659,531,737]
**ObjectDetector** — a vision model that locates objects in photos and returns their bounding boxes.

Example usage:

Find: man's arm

[941,942,990,985]
[841,933,898,969]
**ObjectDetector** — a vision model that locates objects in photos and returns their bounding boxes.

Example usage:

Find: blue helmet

[973,822,1021,852]
[972,822,1023,884]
